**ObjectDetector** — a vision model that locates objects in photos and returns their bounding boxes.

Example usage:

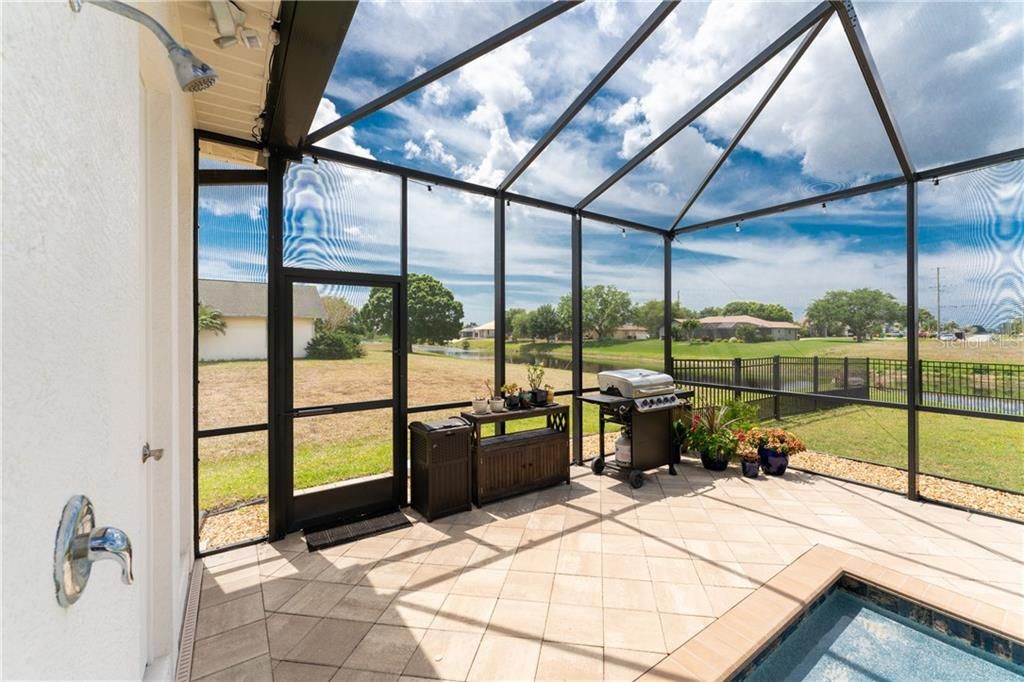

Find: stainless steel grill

[597,368,680,413]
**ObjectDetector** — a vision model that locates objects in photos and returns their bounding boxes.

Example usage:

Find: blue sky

[200,1,1023,330]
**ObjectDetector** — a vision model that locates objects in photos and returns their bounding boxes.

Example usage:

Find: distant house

[460,320,496,339]
[697,315,800,341]
[198,279,325,360]
[611,324,651,340]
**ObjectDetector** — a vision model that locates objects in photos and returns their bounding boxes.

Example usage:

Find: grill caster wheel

[591,457,605,475]
[629,470,644,489]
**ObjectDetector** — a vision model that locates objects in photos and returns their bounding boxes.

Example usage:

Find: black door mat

[303,508,412,552]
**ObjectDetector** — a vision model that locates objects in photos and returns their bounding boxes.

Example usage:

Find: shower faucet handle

[54,495,134,607]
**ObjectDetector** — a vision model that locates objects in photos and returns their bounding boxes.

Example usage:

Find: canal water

[412,344,663,375]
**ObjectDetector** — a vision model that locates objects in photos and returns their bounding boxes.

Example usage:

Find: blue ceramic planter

[759,447,789,476]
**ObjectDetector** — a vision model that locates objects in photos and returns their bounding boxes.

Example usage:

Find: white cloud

[310,98,374,158]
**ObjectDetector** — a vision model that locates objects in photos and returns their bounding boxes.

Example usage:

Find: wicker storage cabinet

[409,419,472,521]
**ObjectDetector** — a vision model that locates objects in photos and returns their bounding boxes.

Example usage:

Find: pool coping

[639,545,1024,682]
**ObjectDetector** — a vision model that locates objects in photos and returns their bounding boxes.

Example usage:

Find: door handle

[54,495,134,606]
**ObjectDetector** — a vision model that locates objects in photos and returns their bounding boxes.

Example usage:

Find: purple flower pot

[759,447,788,476]
[741,460,760,478]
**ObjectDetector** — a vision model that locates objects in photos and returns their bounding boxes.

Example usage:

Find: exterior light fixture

[621,228,626,238]
[209,0,262,50]
[933,178,940,186]
[735,222,741,232]
[822,202,827,213]
[427,185,432,192]
[69,0,217,92]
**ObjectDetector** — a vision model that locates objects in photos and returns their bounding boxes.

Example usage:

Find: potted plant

[526,364,547,405]
[484,380,504,412]
[688,406,738,471]
[471,395,490,414]
[745,427,805,476]
[501,383,521,410]
[736,432,759,478]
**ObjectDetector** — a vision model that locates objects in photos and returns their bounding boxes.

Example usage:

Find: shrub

[723,399,759,430]
[743,427,806,455]
[688,406,739,458]
[305,328,365,359]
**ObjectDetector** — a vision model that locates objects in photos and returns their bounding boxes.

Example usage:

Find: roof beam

[668,11,832,231]
[574,1,832,211]
[497,1,679,192]
[831,0,914,180]
[263,1,358,149]
[306,1,582,145]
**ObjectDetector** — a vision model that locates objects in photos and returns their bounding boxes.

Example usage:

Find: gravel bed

[199,502,268,552]
[791,451,1024,521]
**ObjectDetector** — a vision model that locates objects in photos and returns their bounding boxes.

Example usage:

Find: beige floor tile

[543,603,603,646]
[316,555,379,585]
[603,608,666,653]
[652,582,714,617]
[284,618,373,667]
[603,648,664,681]
[727,541,784,564]
[556,550,603,577]
[424,540,479,567]
[527,514,566,532]
[601,534,645,556]
[466,544,516,571]
[379,590,448,628]
[603,577,657,612]
[261,577,307,611]
[520,528,563,552]
[200,571,262,609]
[431,594,497,633]
[500,571,555,603]
[704,586,753,616]
[386,539,437,564]
[403,630,483,680]
[191,621,269,679]
[603,554,650,581]
[405,564,462,593]
[534,642,603,681]
[361,561,421,589]
[328,586,399,622]
[482,526,526,548]
[270,553,334,582]
[658,613,713,651]
[345,624,426,674]
[196,592,264,640]
[279,581,352,617]
[467,634,542,681]
[645,557,699,584]
[266,612,319,659]
[194,654,272,682]
[511,548,560,573]
[487,599,550,639]
[560,532,603,553]
[347,537,402,560]
[333,668,400,682]
[550,574,603,607]
[274,661,338,682]
[451,568,508,598]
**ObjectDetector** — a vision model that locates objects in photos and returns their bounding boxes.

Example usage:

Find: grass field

[198,339,1021,513]
[769,406,1023,492]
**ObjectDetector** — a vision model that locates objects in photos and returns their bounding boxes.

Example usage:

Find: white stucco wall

[199,317,316,360]
[3,2,195,679]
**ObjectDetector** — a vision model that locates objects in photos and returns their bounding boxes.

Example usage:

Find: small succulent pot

[531,389,549,406]
[741,459,760,478]
[759,447,788,476]
[504,394,521,410]
[699,449,730,472]
[518,390,533,408]
[471,399,490,415]
[489,398,505,412]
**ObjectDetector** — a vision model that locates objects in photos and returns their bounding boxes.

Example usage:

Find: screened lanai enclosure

[195,0,1024,553]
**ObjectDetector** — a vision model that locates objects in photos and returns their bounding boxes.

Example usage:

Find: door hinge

[142,442,164,464]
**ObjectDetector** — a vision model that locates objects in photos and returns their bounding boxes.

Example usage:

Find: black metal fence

[673,356,1024,419]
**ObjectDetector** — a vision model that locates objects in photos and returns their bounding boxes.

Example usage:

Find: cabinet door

[531,438,567,482]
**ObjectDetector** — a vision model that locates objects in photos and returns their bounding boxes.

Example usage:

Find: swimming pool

[739,587,1024,681]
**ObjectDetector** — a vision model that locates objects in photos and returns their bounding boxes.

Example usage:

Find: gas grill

[576,369,693,488]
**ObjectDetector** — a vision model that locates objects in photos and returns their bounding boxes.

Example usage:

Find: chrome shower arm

[70,0,178,52]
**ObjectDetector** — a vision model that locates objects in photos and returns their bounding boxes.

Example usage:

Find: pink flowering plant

[743,427,806,456]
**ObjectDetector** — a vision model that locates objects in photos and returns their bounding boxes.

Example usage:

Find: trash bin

[409,417,472,521]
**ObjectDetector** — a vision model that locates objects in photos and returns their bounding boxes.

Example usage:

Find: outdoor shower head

[168,46,218,93]
[70,0,218,92]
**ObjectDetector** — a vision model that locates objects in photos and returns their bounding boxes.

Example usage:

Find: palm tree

[198,303,226,335]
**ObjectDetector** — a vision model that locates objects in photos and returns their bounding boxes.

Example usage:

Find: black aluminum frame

[193,0,1024,551]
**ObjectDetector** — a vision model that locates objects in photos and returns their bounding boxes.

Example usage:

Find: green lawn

[770,406,1023,492]
[508,337,868,362]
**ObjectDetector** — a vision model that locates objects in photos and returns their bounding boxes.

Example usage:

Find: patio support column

[906,181,920,500]
[663,233,673,376]
[267,151,288,540]
[396,177,409,505]
[571,212,584,465]
[494,193,506,435]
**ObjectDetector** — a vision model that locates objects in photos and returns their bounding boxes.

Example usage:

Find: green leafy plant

[500,383,519,396]
[526,364,545,390]
[742,427,806,455]
[722,399,759,431]
[305,327,365,360]
[198,302,227,335]
[688,406,739,459]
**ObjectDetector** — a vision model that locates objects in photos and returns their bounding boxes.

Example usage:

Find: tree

[513,310,535,340]
[805,288,903,342]
[918,308,936,333]
[305,327,365,359]
[198,303,226,335]
[319,296,357,333]
[677,318,700,341]
[698,306,722,317]
[720,300,794,322]
[558,285,633,340]
[530,304,562,341]
[505,308,527,339]
[734,323,763,343]
[361,273,464,345]
[633,299,667,336]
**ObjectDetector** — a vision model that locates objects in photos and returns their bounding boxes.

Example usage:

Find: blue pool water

[746,591,1024,681]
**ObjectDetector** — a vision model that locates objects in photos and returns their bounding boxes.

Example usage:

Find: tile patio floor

[191,463,1024,681]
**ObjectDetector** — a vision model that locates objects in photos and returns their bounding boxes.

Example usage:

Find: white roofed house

[460,320,496,339]
[198,279,325,360]
[698,315,801,341]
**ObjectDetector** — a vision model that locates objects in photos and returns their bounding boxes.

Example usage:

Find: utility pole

[928,267,946,332]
